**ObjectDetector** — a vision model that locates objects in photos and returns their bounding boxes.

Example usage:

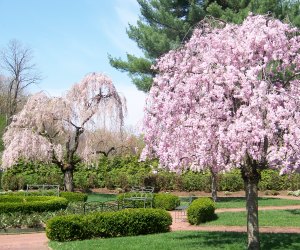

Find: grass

[87,193,117,202]
[204,209,300,227]
[49,231,300,250]
[179,196,300,209]
[216,197,300,209]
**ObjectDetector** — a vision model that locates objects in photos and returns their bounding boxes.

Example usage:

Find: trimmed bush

[60,192,88,202]
[153,193,180,210]
[187,197,216,225]
[0,195,68,213]
[46,208,172,241]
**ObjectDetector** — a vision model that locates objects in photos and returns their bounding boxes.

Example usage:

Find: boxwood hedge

[187,197,216,225]
[0,195,68,213]
[46,208,172,241]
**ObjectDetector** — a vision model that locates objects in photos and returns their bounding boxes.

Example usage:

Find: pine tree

[109,0,206,92]
[110,0,300,92]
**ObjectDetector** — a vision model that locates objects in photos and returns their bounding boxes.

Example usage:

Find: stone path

[1,200,300,249]
[0,232,48,250]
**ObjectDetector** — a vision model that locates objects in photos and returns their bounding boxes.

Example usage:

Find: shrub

[187,197,216,225]
[0,195,68,213]
[219,170,244,192]
[258,169,285,191]
[181,171,211,192]
[46,208,172,241]
[60,192,88,202]
[153,193,180,210]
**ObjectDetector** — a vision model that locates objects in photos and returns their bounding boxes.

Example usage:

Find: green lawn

[215,197,300,209]
[179,196,300,209]
[204,209,300,227]
[49,231,300,250]
[87,193,117,202]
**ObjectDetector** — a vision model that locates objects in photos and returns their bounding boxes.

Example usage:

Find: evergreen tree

[109,0,206,92]
[110,0,300,92]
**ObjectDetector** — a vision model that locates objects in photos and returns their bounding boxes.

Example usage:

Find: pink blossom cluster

[141,15,300,174]
[2,73,125,168]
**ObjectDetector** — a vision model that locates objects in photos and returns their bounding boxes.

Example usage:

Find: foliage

[109,0,206,92]
[259,169,287,191]
[46,208,172,242]
[2,159,300,192]
[1,160,63,191]
[0,195,68,213]
[60,192,88,202]
[153,193,180,210]
[218,169,244,192]
[141,14,300,247]
[110,0,300,93]
[181,171,211,192]
[187,197,216,225]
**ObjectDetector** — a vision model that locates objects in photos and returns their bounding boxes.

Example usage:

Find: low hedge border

[46,208,172,241]
[0,195,68,214]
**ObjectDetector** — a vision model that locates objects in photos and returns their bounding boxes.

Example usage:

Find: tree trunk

[211,170,218,202]
[64,169,74,192]
[241,163,260,250]
[245,179,259,250]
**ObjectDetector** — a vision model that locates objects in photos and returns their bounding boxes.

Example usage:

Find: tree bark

[245,178,259,250]
[211,170,218,202]
[64,169,74,192]
[241,162,260,250]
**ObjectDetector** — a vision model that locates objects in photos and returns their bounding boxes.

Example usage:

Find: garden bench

[123,186,154,208]
[83,200,120,214]
[175,196,195,222]
[25,184,60,196]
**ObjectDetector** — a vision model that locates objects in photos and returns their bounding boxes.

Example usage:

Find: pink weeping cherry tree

[141,14,300,250]
[1,72,126,192]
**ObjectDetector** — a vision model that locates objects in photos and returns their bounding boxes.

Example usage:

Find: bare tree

[0,40,41,124]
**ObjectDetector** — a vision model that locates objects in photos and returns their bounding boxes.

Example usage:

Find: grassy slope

[49,231,300,250]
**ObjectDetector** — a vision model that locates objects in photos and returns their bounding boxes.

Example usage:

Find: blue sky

[0,0,146,130]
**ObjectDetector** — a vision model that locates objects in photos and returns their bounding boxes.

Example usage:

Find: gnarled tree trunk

[241,163,260,250]
[62,163,74,192]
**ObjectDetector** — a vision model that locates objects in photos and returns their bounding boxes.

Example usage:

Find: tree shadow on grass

[286,209,300,215]
[171,231,300,250]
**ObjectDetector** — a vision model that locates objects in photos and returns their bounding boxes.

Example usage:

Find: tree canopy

[110,0,300,92]
[141,14,300,249]
[1,73,126,191]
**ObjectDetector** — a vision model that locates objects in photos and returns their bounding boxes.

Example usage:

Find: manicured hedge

[187,197,216,225]
[60,192,88,202]
[153,193,180,210]
[46,208,172,241]
[0,195,68,213]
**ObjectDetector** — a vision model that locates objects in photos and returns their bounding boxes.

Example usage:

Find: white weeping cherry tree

[1,72,126,191]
